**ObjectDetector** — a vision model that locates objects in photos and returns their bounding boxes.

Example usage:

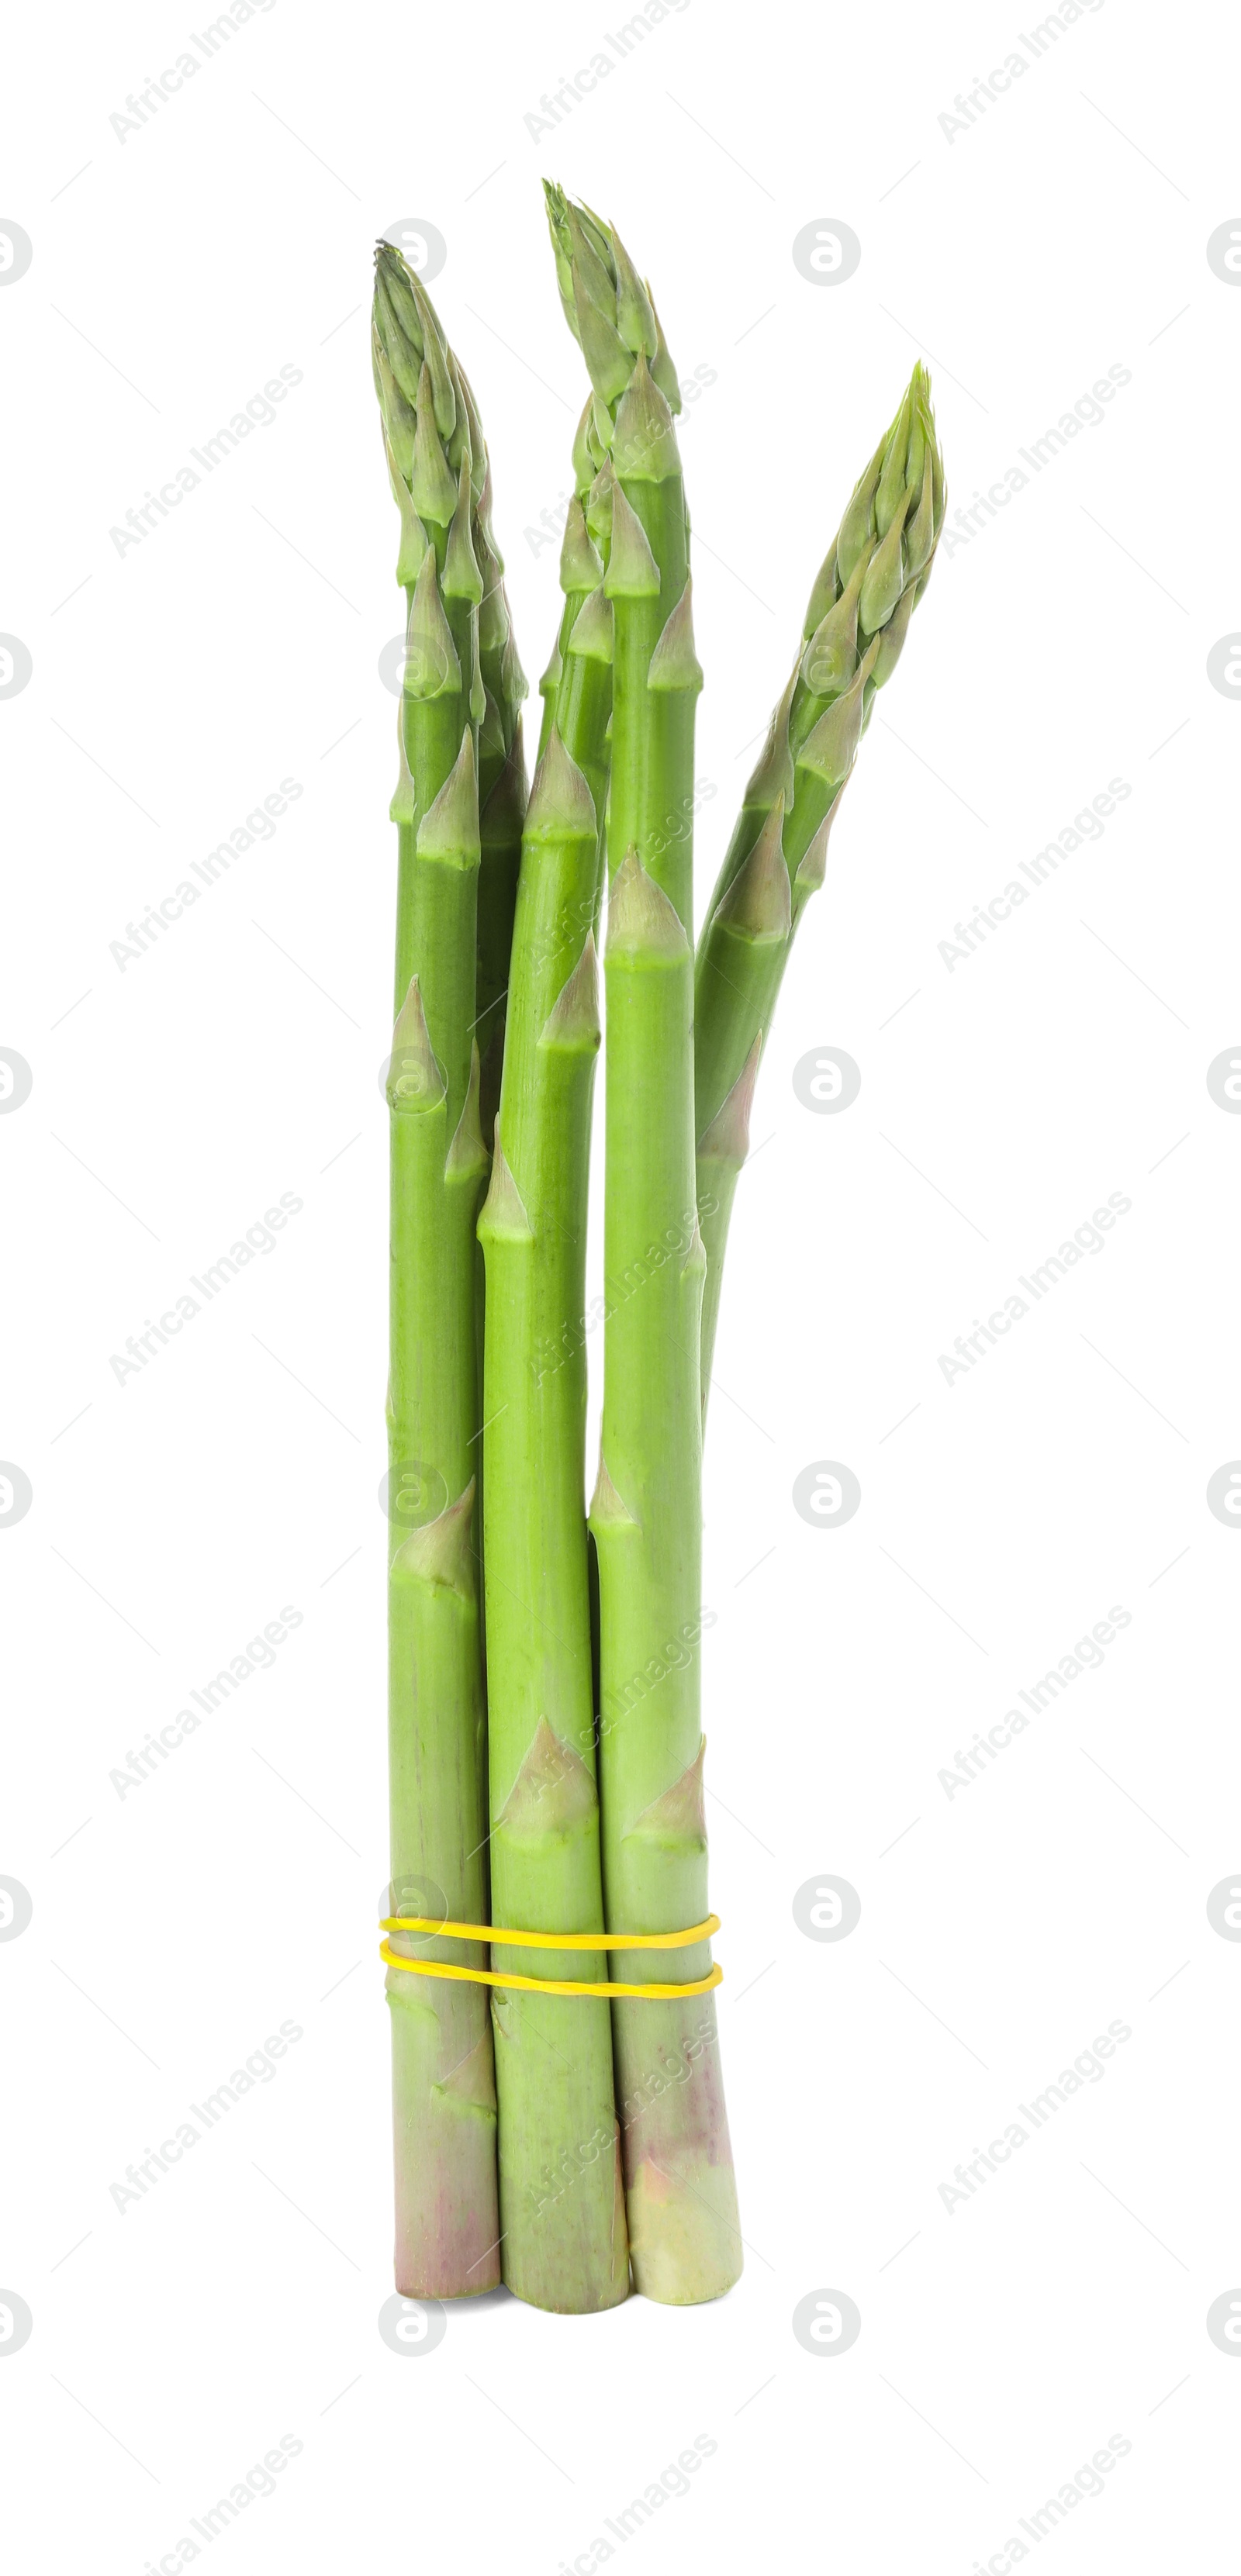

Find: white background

[3,0,1239,2567]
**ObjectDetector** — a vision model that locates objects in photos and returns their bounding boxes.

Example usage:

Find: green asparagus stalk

[386,965,496,2298]
[476,236,630,2309]
[374,246,517,2295]
[546,189,741,2303]
[477,722,624,2310]
[694,364,945,1400]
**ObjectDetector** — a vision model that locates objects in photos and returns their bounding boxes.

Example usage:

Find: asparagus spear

[374,247,513,2295]
[475,222,632,2310]
[694,364,945,1400]
[477,727,625,2311]
[547,190,741,2303]
[386,968,496,2298]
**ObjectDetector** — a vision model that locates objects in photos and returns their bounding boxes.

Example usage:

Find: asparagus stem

[387,975,497,2295]
[694,364,945,1401]
[476,373,627,2306]
[546,190,741,2303]
[478,744,627,2310]
[375,246,514,2294]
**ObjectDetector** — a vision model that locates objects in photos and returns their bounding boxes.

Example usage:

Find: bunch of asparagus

[375,194,945,2312]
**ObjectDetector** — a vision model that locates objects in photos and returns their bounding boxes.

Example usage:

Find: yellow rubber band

[379,1942,722,2001]
[378,1911,723,2000]
[381,1912,719,1951]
